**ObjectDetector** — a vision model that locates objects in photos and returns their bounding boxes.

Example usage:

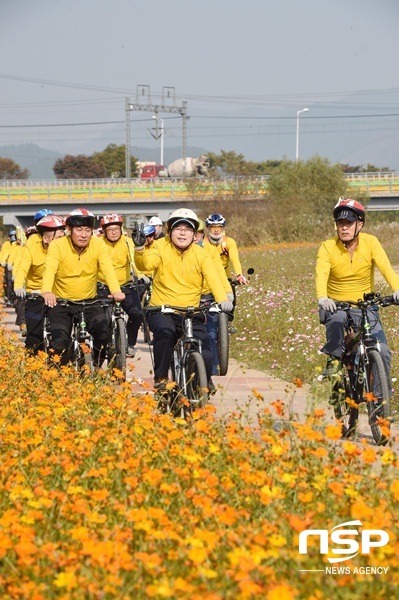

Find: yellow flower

[53,572,78,590]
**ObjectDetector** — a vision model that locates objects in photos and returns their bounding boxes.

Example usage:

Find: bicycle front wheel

[185,351,209,409]
[365,349,391,446]
[114,318,127,379]
[332,365,358,439]
[217,312,229,376]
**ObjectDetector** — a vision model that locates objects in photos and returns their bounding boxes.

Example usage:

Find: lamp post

[152,116,165,166]
[296,107,309,162]
[159,118,164,166]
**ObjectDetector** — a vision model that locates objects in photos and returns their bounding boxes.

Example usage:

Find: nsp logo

[299,520,389,563]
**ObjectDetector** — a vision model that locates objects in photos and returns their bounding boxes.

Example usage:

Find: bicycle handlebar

[335,294,395,311]
[144,302,221,315]
[55,297,117,308]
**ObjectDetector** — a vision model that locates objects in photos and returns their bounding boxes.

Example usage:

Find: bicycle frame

[145,303,219,414]
[172,307,204,400]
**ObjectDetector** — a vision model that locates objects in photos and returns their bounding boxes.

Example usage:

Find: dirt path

[2,303,397,445]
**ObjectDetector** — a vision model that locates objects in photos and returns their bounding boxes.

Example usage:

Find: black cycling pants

[25,295,46,353]
[147,312,213,381]
[47,300,109,366]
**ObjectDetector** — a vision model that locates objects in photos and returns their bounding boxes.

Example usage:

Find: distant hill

[0,143,209,180]
[0,144,63,180]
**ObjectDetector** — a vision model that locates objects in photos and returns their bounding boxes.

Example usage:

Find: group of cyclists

[2,194,398,416]
[0,207,248,394]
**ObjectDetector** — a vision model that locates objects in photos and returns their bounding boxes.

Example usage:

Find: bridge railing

[1,173,399,202]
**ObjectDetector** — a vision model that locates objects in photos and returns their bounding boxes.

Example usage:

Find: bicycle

[145,303,220,416]
[329,292,395,446]
[216,267,255,376]
[55,298,112,373]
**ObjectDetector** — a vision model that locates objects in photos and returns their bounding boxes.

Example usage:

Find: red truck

[140,164,165,179]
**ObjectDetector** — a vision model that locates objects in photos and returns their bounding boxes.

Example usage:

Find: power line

[0,112,398,130]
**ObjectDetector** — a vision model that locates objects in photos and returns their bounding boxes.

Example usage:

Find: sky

[1,0,399,172]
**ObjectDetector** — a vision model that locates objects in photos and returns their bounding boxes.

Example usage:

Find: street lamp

[152,116,165,166]
[296,107,309,162]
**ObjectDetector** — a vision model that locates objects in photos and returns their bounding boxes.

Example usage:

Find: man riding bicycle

[41,208,125,366]
[133,208,233,392]
[204,213,248,284]
[316,198,399,389]
[97,213,143,358]
[13,214,66,353]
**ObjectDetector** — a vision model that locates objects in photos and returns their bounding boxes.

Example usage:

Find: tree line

[0,145,393,180]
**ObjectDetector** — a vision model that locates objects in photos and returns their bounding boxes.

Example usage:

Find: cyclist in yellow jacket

[133,208,233,391]
[0,229,18,306]
[204,213,248,283]
[195,218,234,375]
[14,215,66,353]
[41,208,125,366]
[97,213,143,358]
[316,198,399,384]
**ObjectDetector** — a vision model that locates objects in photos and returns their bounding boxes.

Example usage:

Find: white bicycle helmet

[167,208,199,231]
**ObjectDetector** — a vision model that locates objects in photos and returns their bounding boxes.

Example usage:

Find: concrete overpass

[1,173,399,228]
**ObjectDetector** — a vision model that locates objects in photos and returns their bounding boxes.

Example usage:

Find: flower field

[1,226,399,598]
[0,319,399,599]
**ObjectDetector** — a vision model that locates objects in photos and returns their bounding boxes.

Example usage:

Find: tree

[208,151,282,177]
[92,144,138,178]
[208,150,258,177]
[53,154,106,179]
[0,157,30,179]
[265,157,353,241]
[340,163,391,173]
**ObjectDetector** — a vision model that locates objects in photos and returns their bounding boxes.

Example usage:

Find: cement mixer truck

[140,155,209,179]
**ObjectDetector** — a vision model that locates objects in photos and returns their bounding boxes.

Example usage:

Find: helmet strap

[338,221,362,247]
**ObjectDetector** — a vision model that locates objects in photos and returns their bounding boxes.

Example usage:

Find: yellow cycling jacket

[42,235,121,300]
[98,235,136,286]
[204,235,243,276]
[316,232,399,302]
[201,241,232,295]
[134,236,228,307]
[8,243,24,269]
[0,240,12,265]
[14,238,46,291]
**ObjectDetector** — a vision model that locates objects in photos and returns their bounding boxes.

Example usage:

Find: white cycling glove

[227,292,234,303]
[318,297,337,313]
[14,287,26,299]
[7,264,13,272]
[393,290,399,303]
[220,300,234,312]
